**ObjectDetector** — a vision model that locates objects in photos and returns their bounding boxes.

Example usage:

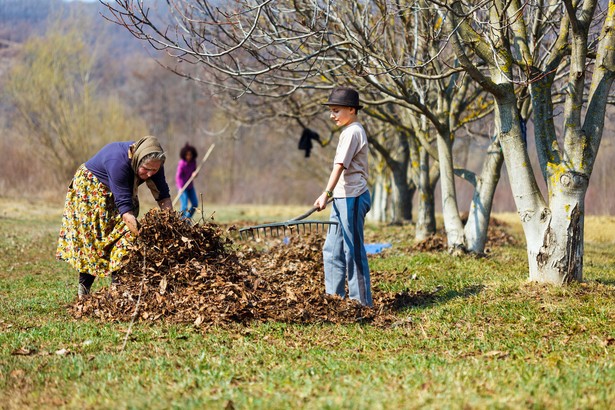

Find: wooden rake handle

[288,198,333,222]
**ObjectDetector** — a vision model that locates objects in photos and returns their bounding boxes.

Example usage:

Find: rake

[238,200,337,240]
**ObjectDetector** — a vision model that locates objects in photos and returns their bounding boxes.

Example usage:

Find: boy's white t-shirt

[332,122,369,198]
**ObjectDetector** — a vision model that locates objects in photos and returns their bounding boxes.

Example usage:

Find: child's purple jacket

[176,159,197,190]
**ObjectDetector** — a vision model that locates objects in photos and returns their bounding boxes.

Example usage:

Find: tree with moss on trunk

[440,0,615,283]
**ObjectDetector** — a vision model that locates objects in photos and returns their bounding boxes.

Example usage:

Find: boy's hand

[314,193,329,211]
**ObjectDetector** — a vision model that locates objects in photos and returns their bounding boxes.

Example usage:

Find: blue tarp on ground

[364,243,392,254]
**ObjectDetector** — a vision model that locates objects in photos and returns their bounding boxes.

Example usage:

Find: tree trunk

[415,147,436,240]
[494,96,587,283]
[435,133,465,251]
[464,136,504,253]
[390,167,414,224]
[368,172,390,223]
[367,130,414,224]
[528,181,587,283]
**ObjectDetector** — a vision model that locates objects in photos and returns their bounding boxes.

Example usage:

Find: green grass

[1,199,613,409]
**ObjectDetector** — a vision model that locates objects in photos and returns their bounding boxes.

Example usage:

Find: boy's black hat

[322,87,363,110]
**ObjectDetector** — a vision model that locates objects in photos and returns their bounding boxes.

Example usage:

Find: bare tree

[103,0,503,253]
[441,0,615,283]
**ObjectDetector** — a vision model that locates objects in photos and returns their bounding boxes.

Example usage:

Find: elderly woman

[56,136,173,298]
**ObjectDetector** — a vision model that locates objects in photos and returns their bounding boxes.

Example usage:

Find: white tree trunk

[464,136,504,253]
[368,172,389,223]
[527,182,586,283]
[495,98,587,283]
[436,133,465,251]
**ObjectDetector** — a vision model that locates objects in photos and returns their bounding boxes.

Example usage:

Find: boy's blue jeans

[323,190,372,306]
[179,187,198,218]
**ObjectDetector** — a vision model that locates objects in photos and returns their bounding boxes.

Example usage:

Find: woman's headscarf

[128,136,164,173]
[127,136,165,216]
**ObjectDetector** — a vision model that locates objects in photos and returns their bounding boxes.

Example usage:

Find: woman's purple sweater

[85,141,170,215]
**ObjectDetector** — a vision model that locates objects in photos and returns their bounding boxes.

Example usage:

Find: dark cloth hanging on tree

[298,128,321,157]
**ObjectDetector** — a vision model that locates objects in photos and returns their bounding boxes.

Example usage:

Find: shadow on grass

[383,284,485,312]
[594,278,615,286]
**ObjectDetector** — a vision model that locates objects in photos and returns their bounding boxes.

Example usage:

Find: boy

[314,87,372,307]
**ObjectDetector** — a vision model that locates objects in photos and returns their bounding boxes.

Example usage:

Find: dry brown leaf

[11,347,36,356]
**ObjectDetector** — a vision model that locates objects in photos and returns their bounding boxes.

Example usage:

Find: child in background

[176,143,199,218]
[313,87,372,307]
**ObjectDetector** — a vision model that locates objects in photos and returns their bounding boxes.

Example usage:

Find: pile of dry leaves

[71,210,427,327]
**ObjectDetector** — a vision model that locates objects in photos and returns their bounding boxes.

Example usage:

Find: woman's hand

[122,212,139,236]
[158,197,172,211]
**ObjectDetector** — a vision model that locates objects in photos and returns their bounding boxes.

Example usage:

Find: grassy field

[0,198,613,409]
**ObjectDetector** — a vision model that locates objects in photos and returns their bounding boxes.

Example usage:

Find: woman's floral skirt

[56,165,135,277]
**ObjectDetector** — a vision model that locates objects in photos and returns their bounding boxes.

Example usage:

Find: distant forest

[0,0,613,216]
[0,0,331,208]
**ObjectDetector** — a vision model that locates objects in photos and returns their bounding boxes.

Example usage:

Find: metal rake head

[238,220,338,240]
